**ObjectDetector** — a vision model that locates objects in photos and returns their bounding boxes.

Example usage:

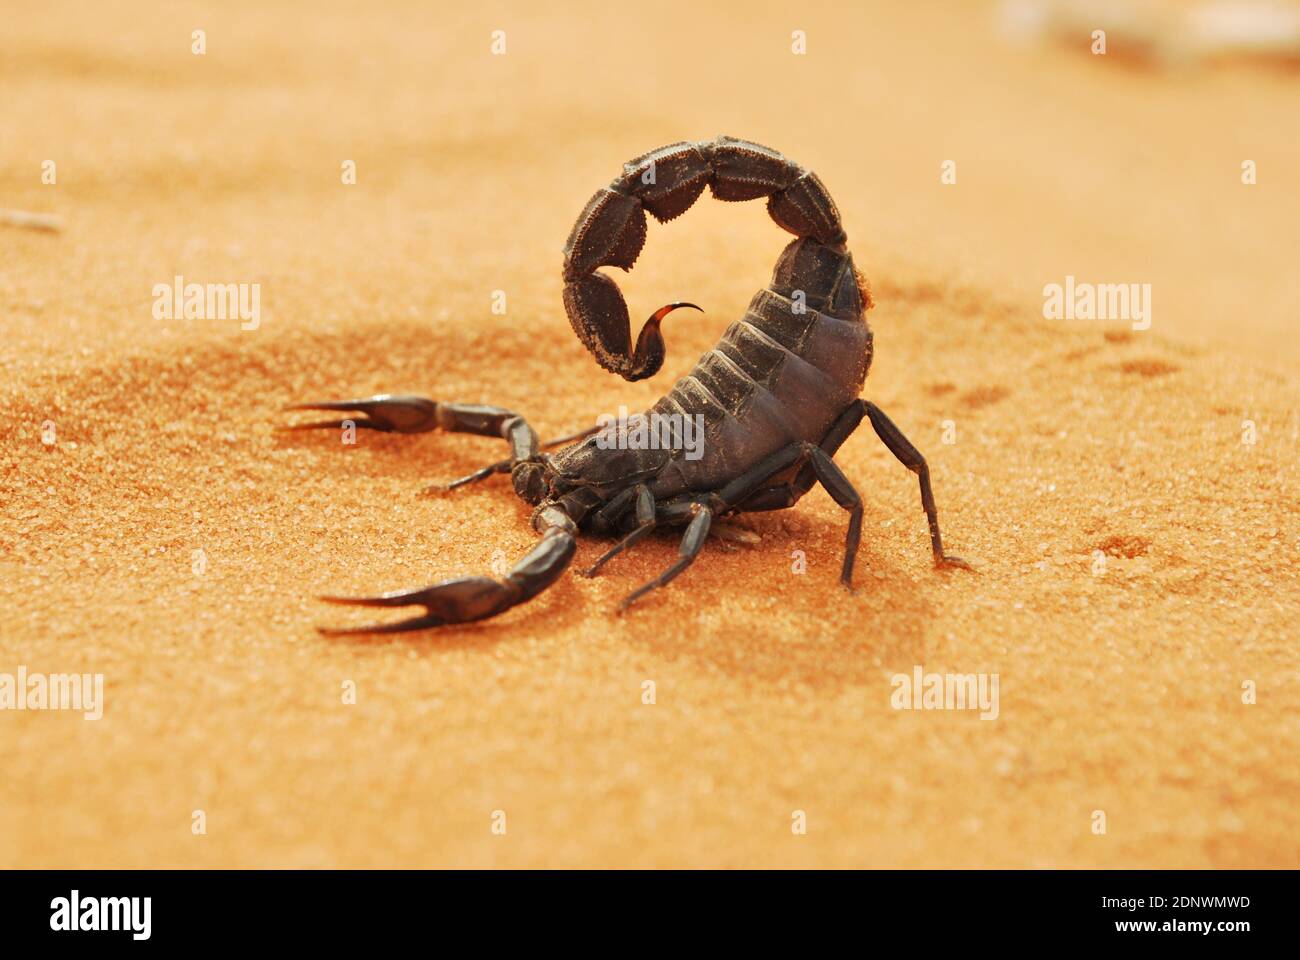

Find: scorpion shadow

[583,505,941,692]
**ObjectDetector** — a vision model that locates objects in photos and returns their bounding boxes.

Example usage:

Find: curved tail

[562,136,848,381]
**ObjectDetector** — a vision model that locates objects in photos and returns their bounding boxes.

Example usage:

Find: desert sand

[2,1,1297,868]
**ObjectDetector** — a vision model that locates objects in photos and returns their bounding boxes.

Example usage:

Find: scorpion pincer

[286,136,973,634]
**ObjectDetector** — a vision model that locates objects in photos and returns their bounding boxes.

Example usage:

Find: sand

[2,1,1297,868]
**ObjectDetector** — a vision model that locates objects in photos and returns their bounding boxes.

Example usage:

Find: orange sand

[2,1,1297,868]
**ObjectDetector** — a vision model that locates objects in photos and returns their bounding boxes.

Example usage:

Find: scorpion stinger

[622,301,704,382]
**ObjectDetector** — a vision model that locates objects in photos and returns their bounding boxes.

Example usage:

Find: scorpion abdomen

[646,239,873,498]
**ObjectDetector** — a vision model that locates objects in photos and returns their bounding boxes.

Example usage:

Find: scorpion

[286,136,972,634]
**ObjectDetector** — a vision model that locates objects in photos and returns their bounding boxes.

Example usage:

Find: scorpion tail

[562,136,847,381]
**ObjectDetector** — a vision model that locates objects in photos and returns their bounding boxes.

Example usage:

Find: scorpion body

[288,136,970,634]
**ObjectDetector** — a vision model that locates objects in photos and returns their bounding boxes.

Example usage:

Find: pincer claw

[282,394,440,433]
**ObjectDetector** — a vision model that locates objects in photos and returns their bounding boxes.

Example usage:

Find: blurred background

[5,0,1299,368]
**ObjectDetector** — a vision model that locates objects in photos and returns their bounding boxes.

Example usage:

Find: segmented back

[645,238,872,497]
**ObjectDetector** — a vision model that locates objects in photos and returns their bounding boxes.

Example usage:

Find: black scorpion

[287,136,972,634]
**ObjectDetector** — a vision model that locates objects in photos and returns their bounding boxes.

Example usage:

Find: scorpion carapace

[286,136,972,634]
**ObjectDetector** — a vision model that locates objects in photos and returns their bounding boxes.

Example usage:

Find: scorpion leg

[435,422,604,494]
[619,502,712,611]
[613,436,864,610]
[737,400,869,511]
[581,484,656,577]
[733,401,970,578]
[715,434,865,586]
[805,448,865,588]
[865,402,973,571]
[317,506,577,635]
[613,447,807,610]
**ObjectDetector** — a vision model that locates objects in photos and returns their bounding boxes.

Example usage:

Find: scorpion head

[548,426,672,490]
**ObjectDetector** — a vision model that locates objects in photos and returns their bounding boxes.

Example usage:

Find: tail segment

[561,136,853,381]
